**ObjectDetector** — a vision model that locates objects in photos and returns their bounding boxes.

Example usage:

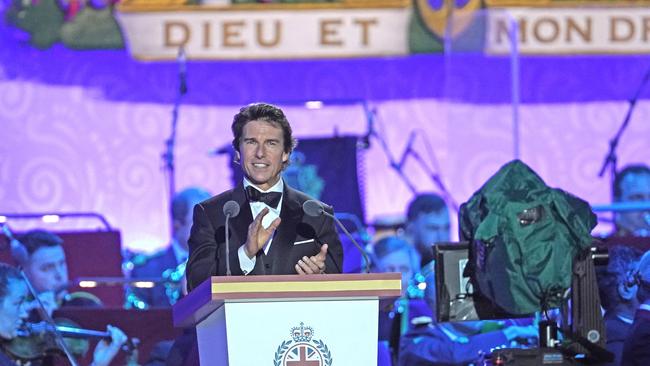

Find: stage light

[79,281,98,288]
[0,216,6,223]
[42,214,60,223]
[305,101,323,109]
[133,281,156,288]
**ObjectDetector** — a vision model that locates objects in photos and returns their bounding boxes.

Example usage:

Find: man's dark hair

[406,193,448,222]
[597,245,642,311]
[373,236,415,261]
[0,263,22,302]
[371,235,419,273]
[18,229,64,255]
[613,164,650,201]
[171,187,212,222]
[231,103,297,155]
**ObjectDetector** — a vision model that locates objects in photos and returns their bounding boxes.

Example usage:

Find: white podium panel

[174,274,401,366]
[197,299,378,365]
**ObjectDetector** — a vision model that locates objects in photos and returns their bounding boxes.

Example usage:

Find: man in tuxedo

[622,249,650,366]
[186,103,343,291]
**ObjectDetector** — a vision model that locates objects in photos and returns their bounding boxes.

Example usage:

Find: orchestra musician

[0,262,127,365]
[14,230,102,317]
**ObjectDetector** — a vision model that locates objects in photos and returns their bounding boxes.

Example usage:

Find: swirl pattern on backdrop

[1,33,650,248]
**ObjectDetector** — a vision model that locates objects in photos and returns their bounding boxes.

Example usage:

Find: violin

[1,318,139,365]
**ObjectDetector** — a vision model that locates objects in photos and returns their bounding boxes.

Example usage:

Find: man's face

[24,246,69,293]
[409,210,451,253]
[0,279,28,340]
[376,251,414,295]
[238,120,289,191]
[615,172,650,236]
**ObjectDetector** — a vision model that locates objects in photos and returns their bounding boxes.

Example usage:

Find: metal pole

[510,14,521,160]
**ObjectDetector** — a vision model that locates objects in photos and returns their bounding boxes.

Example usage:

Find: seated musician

[370,235,433,365]
[127,187,211,308]
[0,263,127,366]
[622,249,650,365]
[14,230,102,317]
[612,164,650,237]
[597,245,643,366]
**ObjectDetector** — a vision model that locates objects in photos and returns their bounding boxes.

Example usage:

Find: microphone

[224,200,240,218]
[303,200,330,217]
[397,131,416,169]
[302,200,371,273]
[178,47,187,95]
[223,201,240,276]
[1,223,28,264]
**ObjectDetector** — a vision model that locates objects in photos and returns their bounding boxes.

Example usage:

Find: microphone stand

[323,211,371,274]
[409,148,459,213]
[162,47,188,237]
[334,212,372,244]
[369,108,417,194]
[598,65,650,190]
[225,213,232,276]
[369,108,457,211]
[358,101,375,149]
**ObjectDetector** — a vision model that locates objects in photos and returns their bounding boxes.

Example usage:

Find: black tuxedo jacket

[186,183,343,291]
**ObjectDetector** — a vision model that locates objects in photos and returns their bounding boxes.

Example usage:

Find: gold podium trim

[174,273,401,327]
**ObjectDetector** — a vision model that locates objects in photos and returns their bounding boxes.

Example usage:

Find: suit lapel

[230,183,253,223]
[266,185,302,274]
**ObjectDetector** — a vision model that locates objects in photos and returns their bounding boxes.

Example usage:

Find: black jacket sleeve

[186,203,218,291]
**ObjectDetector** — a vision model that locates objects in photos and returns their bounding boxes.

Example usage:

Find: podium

[173,273,401,365]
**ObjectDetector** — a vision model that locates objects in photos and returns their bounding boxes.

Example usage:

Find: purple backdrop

[2,21,650,252]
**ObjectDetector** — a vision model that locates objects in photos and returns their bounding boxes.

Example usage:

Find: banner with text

[116,7,410,59]
[6,0,650,57]
[486,7,650,54]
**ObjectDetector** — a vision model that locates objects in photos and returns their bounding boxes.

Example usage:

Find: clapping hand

[243,207,281,258]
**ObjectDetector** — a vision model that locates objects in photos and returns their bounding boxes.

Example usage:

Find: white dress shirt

[237,178,284,275]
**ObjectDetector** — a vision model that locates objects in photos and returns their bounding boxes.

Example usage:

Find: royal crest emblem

[414,0,482,39]
[274,322,332,366]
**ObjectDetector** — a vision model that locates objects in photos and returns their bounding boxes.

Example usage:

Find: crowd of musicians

[1,104,650,365]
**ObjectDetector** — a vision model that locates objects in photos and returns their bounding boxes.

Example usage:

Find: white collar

[243,177,284,194]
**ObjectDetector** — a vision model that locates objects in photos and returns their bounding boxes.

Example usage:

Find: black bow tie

[246,186,282,209]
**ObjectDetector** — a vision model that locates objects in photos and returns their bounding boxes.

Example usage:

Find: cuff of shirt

[238,245,256,275]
